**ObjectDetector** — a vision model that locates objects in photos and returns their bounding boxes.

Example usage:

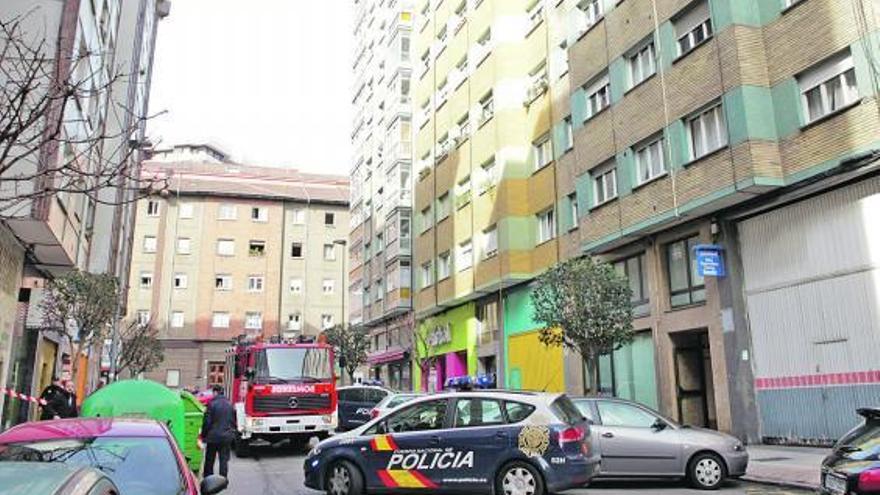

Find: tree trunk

[582,348,599,396]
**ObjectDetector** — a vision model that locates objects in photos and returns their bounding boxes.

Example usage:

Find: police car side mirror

[201,475,228,494]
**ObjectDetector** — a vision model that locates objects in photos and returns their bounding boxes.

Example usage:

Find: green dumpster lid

[82,379,184,419]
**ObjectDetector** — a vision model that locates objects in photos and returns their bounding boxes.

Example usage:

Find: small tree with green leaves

[531,256,634,395]
[323,324,370,383]
[41,270,119,380]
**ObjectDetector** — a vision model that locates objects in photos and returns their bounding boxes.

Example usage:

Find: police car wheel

[326,460,363,495]
[687,452,726,490]
[496,461,544,495]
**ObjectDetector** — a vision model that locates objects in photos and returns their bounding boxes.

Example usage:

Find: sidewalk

[744,444,830,490]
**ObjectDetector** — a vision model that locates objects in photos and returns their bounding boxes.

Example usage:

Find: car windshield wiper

[838,445,862,453]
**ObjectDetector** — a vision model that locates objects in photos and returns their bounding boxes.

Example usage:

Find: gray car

[572,397,748,490]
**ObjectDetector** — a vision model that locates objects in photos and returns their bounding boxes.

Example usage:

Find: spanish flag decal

[370,434,399,452]
[378,469,438,489]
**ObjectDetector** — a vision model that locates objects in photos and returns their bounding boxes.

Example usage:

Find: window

[478,91,494,125]
[287,313,302,331]
[575,0,604,35]
[688,103,727,160]
[613,253,650,314]
[420,261,433,288]
[292,208,306,224]
[456,112,470,141]
[165,370,180,388]
[249,240,266,257]
[475,29,492,65]
[437,192,451,220]
[218,203,237,220]
[675,1,713,57]
[598,331,659,408]
[456,176,471,209]
[478,157,498,194]
[245,312,263,330]
[597,401,659,428]
[628,40,656,88]
[553,41,569,78]
[592,162,618,205]
[457,239,473,271]
[217,239,235,256]
[178,203,193,219]
[454,399,505,427]
[482,225,498,258]
[568,193,579,230]
[635,135,667,183]
[437,252,452,280]
[212,312,230,328]
[290,278,303,293]
[136,310,150,326]
[146,200,160,217]
[562,117,574,152]
[247,275,265,293]
[215,274,232,291]
[322,279,335,294]
[171,311,184,328]
[420,206,432,233]
[139,272,153,289]
[527,1,544,33]
[143,236,157,253]
[783,0,803,7]
[583,73,610,121]
[383,400,448,433]
[173,273,187,289]
[177,237,191,255]
[798,50,858,124]
[321,314,334,330]
[376,279,384,300]
[533,134,553,170]
[325,212,336,226]
[324,244,336,261]
[666,235,706,307]
[251,206,268,222]
[376,233,384,253]
[505,401,536,423]
[291,242,303,258]
[536,209,556,244]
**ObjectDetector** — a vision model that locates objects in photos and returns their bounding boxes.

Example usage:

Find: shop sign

[694,244,725,277]
[427,323,452,347]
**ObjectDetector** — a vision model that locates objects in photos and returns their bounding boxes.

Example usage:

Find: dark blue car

[304,390,600,495]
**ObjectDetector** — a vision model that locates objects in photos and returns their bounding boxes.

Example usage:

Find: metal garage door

[739,176,880,443]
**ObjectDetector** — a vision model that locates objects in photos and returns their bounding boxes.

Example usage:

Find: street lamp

[333,239,347,329]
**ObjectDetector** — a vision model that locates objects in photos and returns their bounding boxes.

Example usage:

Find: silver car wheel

[329,465,350,495]
[695,457,722,487]
[502,467,537,495]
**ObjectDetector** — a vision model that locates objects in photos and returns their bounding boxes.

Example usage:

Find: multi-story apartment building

[350,0,416,389]
[0,0,169,427]
[414,0,880,444]
[129,149,350,390]
[412,0,576,393]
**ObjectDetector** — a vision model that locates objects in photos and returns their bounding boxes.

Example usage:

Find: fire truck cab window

[254,347,332,382]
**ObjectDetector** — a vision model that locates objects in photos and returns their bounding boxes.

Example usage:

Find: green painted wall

[504,284,541,336]
[723,86,779,145]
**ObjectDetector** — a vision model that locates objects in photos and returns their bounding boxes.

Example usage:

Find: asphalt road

[224,444,815,495]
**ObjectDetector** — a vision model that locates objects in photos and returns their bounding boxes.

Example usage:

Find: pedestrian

[201,384,236,479]
[38,376,74,420]
[60,379,78,418]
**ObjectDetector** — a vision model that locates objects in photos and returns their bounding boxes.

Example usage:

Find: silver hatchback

[572,397,748,490]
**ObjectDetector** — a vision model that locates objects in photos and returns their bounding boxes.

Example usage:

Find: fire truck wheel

[325,460,363,495]
[233,437,251,458]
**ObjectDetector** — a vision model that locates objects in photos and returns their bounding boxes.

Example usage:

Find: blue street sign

[694,244,725,277]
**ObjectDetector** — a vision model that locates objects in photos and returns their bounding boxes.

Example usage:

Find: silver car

[572,397,748,490]
[369,392,425,420]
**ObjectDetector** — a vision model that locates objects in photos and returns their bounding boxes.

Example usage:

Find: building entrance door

[672,330,716,429]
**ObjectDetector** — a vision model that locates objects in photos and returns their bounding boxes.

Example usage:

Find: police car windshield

[256,348,332,382]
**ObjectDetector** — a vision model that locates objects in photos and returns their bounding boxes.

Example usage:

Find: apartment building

[1,0,169,427]
[556,0,880,443]
[350,0,416,389]
[129,151,349,390]
[412,0,576,393]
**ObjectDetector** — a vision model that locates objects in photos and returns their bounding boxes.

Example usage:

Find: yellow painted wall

[507,330,564,392]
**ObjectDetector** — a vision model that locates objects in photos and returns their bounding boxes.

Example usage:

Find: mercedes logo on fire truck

[287,396,298,409]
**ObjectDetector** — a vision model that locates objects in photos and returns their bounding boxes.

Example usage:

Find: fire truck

[224,335,337,456]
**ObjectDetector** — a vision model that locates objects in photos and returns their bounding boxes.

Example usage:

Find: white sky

[147,0,353,175]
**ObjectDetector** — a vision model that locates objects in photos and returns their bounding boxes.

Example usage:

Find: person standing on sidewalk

[201,384,236,479]
[38,377,76,420]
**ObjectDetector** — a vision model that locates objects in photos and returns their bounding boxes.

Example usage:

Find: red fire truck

[224,335,337,456]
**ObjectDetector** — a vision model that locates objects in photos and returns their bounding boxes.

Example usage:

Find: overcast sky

[147,0,353,175]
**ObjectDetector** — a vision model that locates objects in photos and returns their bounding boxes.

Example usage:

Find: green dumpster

[81,380,205,473]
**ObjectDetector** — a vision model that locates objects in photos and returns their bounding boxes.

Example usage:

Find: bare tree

[116,319,164,378]
[0,9,165,219]
[40,270,119,380]
[410,317,444,392]
[322,324,370,383]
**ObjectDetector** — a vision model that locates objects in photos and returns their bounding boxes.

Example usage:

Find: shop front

[503,285,565,392]
[413,303,477,392]
[366,347,411,391]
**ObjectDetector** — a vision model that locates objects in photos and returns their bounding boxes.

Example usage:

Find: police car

[304,390,600,495]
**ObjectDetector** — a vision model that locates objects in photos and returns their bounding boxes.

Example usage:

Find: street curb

[742,474,820,492]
